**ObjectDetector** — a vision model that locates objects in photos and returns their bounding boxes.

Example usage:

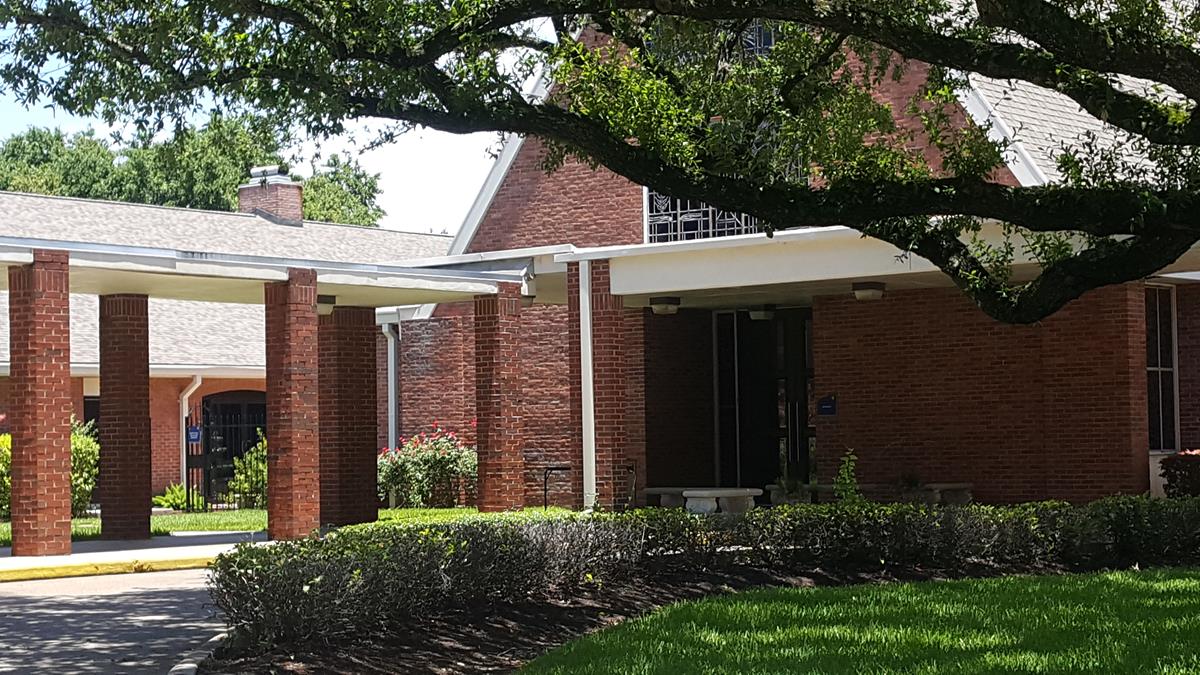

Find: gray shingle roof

[969,75,1157,184]
[0,191,452,263]
[0,191,452,371]
[0,294,266,370]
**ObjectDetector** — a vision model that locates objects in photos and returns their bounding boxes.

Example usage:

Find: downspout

[383,322,401,449]
[178,375,203,485]
[579,260,597,510]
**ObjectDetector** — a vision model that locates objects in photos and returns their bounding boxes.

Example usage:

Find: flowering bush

[378,423,477,508]
[1161,449,1200,497]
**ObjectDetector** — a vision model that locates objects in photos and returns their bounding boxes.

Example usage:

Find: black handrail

[543,466,571,510]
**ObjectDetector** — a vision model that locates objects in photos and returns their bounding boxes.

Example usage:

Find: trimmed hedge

[1161,450,1200,497]
[209,497,1200,650]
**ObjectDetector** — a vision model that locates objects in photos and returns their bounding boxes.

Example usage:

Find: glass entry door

[714,309,813,490]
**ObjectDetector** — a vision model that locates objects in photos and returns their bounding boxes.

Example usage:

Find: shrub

[0,434,10,519]
[1160,450,1200,497]
[210,513,640,648]
[227,431,267,508]
[70,420,100,517]
[0,419,99,518]
[152,482,205,511]
[209,497,1200,652]
[377,424,477,507]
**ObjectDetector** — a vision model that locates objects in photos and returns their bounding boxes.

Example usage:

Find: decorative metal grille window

[1146,285,1179,453]
[645,189,763,243]
[741,21,776,57]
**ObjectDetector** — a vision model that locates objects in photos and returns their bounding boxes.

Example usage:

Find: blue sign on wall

[187,426,202,444]
[817,395,837,416]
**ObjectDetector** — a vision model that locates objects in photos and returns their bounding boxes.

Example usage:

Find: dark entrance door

[715,309,813,490]
[184,390,266,510]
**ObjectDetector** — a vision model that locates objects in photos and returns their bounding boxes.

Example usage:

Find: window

[645,189,762,243]
[1146,285,1179,453]
[83,395,100,429]
[741,21,776,57]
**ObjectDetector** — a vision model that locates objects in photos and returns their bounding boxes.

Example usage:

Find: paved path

[0,569,222,674]
[0,531,267,575]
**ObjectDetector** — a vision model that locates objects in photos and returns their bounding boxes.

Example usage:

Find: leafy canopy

[1,0,1199,320]
[0,114,386,225]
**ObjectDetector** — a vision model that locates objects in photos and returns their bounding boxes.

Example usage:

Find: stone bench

[923,483,974,505]
[682,488,764,514]
[642,487,690,508]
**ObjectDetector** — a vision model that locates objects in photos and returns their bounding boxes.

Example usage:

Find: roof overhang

[0,235,526,307]
[555,225,1200,310]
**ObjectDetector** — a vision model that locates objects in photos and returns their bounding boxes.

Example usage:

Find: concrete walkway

[0,531,267,579]
[0,568,222,673]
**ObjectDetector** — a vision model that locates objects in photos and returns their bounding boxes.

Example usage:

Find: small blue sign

[817,395,837,416]
[187,426,202,444]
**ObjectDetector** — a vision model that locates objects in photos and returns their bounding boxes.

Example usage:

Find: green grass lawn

[522,569,1200,675]
[0,506,560,547]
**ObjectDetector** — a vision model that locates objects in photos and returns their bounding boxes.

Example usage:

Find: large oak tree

[0,0,1197,321]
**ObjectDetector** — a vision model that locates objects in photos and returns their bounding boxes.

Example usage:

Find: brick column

[474,283,524,511]
[319,306,378,526]
[265,269,320,539]
[8,250,72,555]
[568,261,630,510]
[99,294,151,539]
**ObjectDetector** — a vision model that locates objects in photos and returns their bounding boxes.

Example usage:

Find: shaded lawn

[523,569,1200,675]
[0,507,512,547]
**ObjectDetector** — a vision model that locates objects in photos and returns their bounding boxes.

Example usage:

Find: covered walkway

[0,221,528,555]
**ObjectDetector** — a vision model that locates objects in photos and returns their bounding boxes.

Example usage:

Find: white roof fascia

[397,243,575,268]
[955,72,1052,187]
[0,235,520,288]
[555,226,856,262]
[375,305,424,325]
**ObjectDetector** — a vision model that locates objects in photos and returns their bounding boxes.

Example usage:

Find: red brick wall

[237,181,303,221]
[519,304,577,506]
[465,137,644,252]
[7,249,73,555]
[812,284,1149,503]
[98,294,151,539]
[148,377,266,494]
[0,377,78,434]
[567,261,636,508]
[264,269,321,539]
[318,307,378,526]
[395,316,477,443]
[474,284,526,511]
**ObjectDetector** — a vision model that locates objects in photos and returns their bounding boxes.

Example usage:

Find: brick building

[376,68,1200,510]
[3,58,1198,556]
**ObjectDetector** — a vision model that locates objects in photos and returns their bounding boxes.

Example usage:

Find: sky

[0,97,501,236]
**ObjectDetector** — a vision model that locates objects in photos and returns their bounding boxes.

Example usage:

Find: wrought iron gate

[184,390,267,511]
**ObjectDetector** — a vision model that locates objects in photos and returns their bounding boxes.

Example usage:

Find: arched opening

[184,389,266,509]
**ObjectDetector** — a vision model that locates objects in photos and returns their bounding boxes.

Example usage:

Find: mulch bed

[201,566,971,674]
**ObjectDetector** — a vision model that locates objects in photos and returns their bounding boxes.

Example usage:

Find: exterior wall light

[317,294,337,315]
[852,282,886,301]
[748,304,776,321]
[649,296,681,315]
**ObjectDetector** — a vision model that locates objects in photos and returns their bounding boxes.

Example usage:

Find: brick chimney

[237,165,304,223]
